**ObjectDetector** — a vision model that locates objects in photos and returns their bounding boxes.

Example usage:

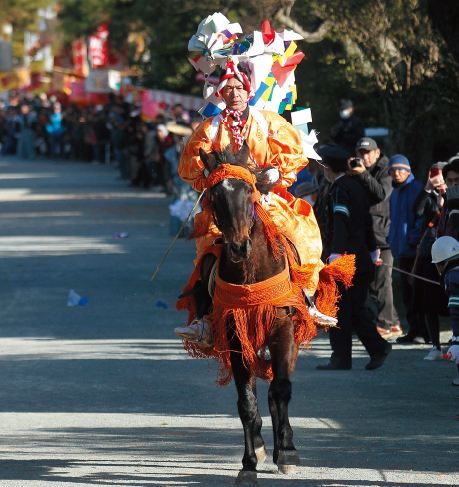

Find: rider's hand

[370,249,380,263]
[328,253,341,263]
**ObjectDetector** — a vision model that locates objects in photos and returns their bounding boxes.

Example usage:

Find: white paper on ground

[68,289,81,307]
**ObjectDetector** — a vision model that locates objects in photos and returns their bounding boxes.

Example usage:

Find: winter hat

[388,154,411,174]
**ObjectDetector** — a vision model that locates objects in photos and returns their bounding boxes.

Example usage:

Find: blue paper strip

[249,82,269,106]
[202,103,222,118]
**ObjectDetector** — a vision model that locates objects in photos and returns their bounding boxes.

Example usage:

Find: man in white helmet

[431,236,459,394]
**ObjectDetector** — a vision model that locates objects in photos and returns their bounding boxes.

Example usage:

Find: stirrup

[303,288,337,327]
[308,305,338,327]
[174,317,214,347]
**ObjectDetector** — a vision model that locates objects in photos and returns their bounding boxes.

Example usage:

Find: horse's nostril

[231,239,252,256]
[231,242,240,253]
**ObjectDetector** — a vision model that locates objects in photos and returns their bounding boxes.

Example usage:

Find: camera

[349,157,364,168]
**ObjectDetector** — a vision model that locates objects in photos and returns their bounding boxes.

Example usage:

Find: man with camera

[348,137,401,338]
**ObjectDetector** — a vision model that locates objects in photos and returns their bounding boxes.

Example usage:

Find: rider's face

[221,77,249,111]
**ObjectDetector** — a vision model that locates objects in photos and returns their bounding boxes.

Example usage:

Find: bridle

[208,186,258,241]
[206,164,260,241]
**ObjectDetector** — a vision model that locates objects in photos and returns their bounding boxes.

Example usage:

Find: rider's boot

[174,316,214,347]
[303,289,338,327]
[174,279,214,347]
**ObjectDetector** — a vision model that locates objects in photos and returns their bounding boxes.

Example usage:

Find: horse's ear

[255,167,280,193]
[236,141,250,166]
[199,148,217,173]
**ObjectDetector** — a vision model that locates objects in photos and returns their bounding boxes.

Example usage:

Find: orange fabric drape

[179,112,323,294]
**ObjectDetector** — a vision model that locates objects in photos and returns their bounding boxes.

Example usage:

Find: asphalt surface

[0,156,458,487]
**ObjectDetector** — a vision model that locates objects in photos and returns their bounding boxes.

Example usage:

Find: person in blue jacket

[387,154,427,343]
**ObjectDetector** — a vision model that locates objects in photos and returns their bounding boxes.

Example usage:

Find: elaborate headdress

[188,13,321,160]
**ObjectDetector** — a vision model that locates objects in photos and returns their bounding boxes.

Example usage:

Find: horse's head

[199,142,280,263]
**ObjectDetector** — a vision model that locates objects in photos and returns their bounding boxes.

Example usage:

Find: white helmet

[431,236,459,264]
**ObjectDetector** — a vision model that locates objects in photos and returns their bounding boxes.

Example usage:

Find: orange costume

[179,107,324,294]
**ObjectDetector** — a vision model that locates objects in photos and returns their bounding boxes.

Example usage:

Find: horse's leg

[230,337,259,484]
[251,377,267,464]
[267,316,300,473]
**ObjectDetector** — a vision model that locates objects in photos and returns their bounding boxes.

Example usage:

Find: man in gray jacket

[348,137,401,338]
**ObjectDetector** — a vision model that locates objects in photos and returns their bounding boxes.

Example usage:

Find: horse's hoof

[255,445,267,464]
[278,463,298,474]
[235,470,258,485]
[277,450,300,474]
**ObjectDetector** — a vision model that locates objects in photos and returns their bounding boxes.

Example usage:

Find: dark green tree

[56,0,459,168]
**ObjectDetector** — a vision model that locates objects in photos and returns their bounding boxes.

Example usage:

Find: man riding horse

[174,59,336,346]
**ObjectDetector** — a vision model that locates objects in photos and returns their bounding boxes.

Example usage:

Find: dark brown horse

[197,143,302,483]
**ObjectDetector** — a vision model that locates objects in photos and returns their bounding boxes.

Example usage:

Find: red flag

[88,23,109,68]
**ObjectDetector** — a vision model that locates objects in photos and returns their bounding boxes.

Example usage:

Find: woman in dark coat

[412,162,449,359]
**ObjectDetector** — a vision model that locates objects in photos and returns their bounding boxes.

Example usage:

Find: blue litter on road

[155,301,168,309]
[68,289,89,306]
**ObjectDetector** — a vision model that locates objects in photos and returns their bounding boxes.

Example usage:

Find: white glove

[447,344,459,364]
[370,250,379,263]
[329,253,341,263]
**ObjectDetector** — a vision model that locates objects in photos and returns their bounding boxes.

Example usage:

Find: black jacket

[331,115,365,154]
[323,174,376,274]
[412,189,442,259]
[351,154,392,249]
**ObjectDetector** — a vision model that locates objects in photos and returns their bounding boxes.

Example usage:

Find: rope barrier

[376,261,441,286]
[151,190,205,282]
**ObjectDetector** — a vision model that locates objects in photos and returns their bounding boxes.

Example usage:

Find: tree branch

[274,8,332,43]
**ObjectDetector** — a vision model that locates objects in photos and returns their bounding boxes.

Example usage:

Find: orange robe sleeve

[261,111,308,189]
[178,119,214,192]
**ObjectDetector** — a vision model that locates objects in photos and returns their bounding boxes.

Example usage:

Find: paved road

[0,157,457,487]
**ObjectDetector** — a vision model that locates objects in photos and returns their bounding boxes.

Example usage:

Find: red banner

[72,39,89,76]
[88,23,109,68]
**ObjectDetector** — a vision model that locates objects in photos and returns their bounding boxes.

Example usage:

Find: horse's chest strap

[214,264,293,308]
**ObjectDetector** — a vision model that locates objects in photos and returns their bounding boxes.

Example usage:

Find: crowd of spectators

[0,93,199,194]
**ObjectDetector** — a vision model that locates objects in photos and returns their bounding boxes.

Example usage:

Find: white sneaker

[308,306,338,327]
[174,316,214,347]
[423,347,443,361]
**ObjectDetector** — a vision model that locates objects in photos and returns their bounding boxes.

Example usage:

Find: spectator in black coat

[348,137,400,338]
[411,162,449,359]
[330,99,365,154]
[316,144,391,371]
